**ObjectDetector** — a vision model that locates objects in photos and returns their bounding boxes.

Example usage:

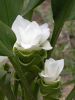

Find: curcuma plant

[0,0,75,100]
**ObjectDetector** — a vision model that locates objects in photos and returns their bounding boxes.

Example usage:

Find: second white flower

[39,58,64,84]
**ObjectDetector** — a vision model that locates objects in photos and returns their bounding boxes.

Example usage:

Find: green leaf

[0,71,16,100]
[66,86,75,100]
[0,0,25,26]
[22,0,45,20]
[51,0,75,21]
[48,0,75,57]
[0,21,16,56]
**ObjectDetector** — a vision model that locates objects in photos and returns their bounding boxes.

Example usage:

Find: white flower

[0,56,8,66]
[39,58,64,84]
[12,15,52,51]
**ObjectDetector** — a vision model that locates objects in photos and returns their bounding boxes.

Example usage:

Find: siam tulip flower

[12,15,52,51]
[0,56,8,66]
[39,58,64,84]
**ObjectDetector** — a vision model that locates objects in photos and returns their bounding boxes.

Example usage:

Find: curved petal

[39,70,60,84]
[0,56,8,66]
[21,42,33,49]
[40,23,50,43]
[44,58,57,77]
[47,58,55,62]
[21,42,41,50]
[42,40,52,50]
[55,59,64,78]
[45,61,58,77]
[12,15,30,43]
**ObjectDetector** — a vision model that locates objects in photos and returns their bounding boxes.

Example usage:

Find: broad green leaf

[0,21,16,56]
[0,0,25,26]
[48,0,75,57]
[51,0,75,21]
[22,0,45,20]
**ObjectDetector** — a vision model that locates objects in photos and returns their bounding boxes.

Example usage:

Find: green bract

[38,79,61,100]
[13,47,47,73]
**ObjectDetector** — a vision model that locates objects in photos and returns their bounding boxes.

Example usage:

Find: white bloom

[12,15,52,51]
[39,58,64,84]
[0,56,8,66]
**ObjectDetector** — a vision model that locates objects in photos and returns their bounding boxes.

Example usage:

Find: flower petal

[39,70,61,84]
[55,59,64,78]
[0,56,8,66]
[40,23,50,43]
[12,15,30,43]
[20,21,42,46]
[42,40,52,50]
[21,42,33,49]
[44,58,64,80]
